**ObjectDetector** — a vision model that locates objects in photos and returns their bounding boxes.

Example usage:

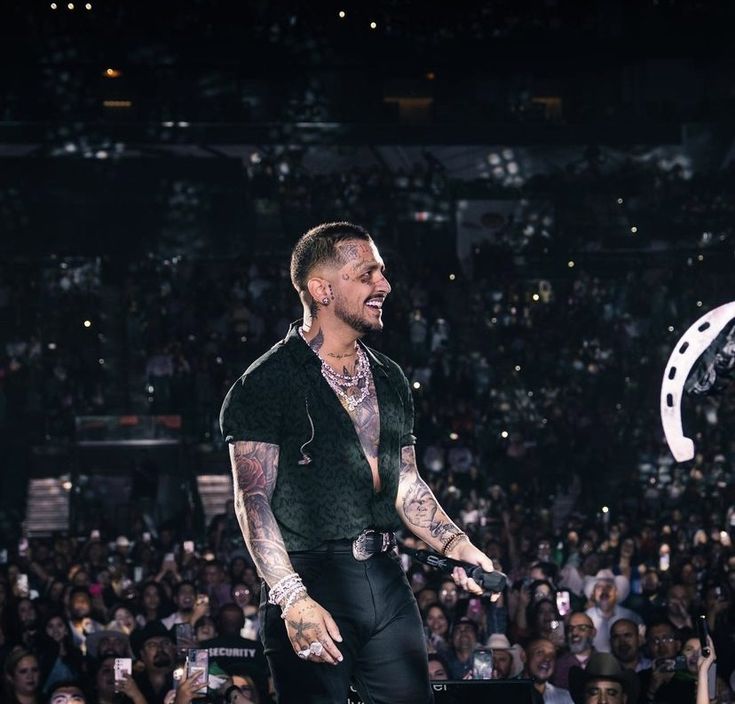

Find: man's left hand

[447,541,496,596]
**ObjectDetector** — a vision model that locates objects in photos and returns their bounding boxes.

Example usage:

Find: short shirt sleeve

[400,370,417,447]
[220,366,282,446]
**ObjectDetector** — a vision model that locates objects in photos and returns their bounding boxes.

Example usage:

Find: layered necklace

[299,328,372,411]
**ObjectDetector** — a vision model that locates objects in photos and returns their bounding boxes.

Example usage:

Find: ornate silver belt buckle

[352,529,373,561]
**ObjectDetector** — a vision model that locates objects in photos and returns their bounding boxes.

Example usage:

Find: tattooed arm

[229,441,343,664]
[229,441,293,585]
[395,445,495,595]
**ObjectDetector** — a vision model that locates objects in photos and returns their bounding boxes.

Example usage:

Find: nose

[376,272,391,294]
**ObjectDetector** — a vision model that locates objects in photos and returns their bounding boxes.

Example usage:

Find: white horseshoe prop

[660,301,735,462]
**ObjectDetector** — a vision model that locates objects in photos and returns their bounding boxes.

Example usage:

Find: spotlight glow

[83,320,92,328]
[338,10,345,18]
[369,21,377,29]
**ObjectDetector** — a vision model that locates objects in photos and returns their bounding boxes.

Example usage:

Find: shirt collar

[284,319,385,371]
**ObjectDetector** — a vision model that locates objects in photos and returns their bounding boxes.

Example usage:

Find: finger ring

[297,648,310,660]
[309,641,324,657]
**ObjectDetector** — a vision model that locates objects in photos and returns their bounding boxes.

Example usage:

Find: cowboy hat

[583,569,630,603]
[569,653,640,704]
[485,633,524,678]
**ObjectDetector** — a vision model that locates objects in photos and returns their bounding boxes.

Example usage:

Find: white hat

[485,633,524,678]
[583,569,630,603]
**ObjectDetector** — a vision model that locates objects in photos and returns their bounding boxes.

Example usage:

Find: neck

[301,317,360,360]
[17,695,36,704]
[147,670,168,691]
[533,681,547,695]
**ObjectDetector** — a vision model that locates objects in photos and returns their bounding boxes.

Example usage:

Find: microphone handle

[412,549,507,592]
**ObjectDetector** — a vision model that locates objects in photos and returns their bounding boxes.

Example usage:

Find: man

[47,681,87,704]
[568,652,640,704]
[160,580,208,629]
[446,617,479,679]
[525,638,574,703]
[610,618,650,672]
[553,612,597,689]
[220,222,496,703]
[66,587,104,653]
[583,571,641,653]
[487,633,524,680]
[638,620,694,704]
[200,603,270,702]
[126,622,176,704]
[664,584,694,637]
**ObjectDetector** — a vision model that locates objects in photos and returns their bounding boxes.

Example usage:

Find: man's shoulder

[363,345,408,380]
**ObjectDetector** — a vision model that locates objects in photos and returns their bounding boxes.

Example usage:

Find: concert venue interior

[1,2,734,703]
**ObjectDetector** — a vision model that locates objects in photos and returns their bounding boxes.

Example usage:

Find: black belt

[293,529,396,561]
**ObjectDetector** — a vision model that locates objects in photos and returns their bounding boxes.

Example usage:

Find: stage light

[500,430,509,439]
[85,2,91,8]
[147,385,154,393]
[62,480,73,491]
[696,301,703,307]
[105,68,122,78]
[412,381,421,389]
[67,2,74,9]
[50,2,58,8]
[698,254,704,261]
[449,432,459,440]
[426,71,436,80]
[369,21,377,29]
[668,326,674,332]
[602,506,609,514]
[98,358,105,365]
[514,365,521,372]
[83,320,92,328]
[630,226,638,233]
[567,260,575,268]
[532,293,540,301]
[617,198,623,204]
[48,342,57,350]
[449,273,456,281]
[338,10,346,18]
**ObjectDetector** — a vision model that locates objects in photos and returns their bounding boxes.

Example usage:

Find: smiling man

[220,222,495,703]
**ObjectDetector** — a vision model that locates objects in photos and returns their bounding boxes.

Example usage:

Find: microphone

[400,544,507,593]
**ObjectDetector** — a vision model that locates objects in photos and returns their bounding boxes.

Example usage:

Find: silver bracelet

[268,572,307,613]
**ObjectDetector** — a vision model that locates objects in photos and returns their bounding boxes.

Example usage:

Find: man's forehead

[571,614,593,626]
[587,679,622,691]
[335,239,383,269]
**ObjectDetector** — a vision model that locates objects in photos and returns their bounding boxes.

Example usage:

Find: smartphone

[133,566,143,583]
[16,574,29,597]
[18,537,29,558]
[556,590,571,617]
[655,656,687,672]
[183,540,195,554]
[472,648,493,680]
[659,552,670,572]
[114,658,132,691]
[186,649,209,697]
[175,623,195,657]
[697,615,717,699]
[0,549,7,565]
[164,552,175,563]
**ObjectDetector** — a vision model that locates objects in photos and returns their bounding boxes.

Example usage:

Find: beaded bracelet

[268,572,306,609]
[441,531,468,556]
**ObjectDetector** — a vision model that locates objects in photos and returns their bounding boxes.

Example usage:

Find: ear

[306,277,329,304]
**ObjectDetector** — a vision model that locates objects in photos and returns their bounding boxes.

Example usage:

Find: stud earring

[322,297,330,305]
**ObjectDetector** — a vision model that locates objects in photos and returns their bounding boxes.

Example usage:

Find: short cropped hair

[290,221,372,294]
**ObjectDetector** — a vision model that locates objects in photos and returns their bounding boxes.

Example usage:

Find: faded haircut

[290,221,372,296]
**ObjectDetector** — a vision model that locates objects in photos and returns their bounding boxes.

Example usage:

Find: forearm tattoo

[231,441,294,585]
[399,445,463,545]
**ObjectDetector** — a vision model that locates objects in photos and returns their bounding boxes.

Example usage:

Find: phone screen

[186,649,208,696]
[556,590,571,617]
[472,648,493,680]
[114,658,132,690]
[176,623,195,657]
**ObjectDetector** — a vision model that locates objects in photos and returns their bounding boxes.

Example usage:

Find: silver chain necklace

[299,328,373,411]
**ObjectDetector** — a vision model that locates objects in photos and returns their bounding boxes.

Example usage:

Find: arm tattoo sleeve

[397,445,463,549]
[230,441,295,585]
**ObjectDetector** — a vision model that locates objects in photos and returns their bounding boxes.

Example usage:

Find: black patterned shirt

[220,321,416,551]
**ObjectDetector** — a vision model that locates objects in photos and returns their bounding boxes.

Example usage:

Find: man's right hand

[282,596,343,665]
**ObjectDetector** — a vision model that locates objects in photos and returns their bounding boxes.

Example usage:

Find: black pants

[260,542,433,704]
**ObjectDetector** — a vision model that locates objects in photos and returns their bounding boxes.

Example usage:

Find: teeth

[366,300,383,308]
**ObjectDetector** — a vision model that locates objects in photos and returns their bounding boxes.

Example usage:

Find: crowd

[1,146,735,703]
